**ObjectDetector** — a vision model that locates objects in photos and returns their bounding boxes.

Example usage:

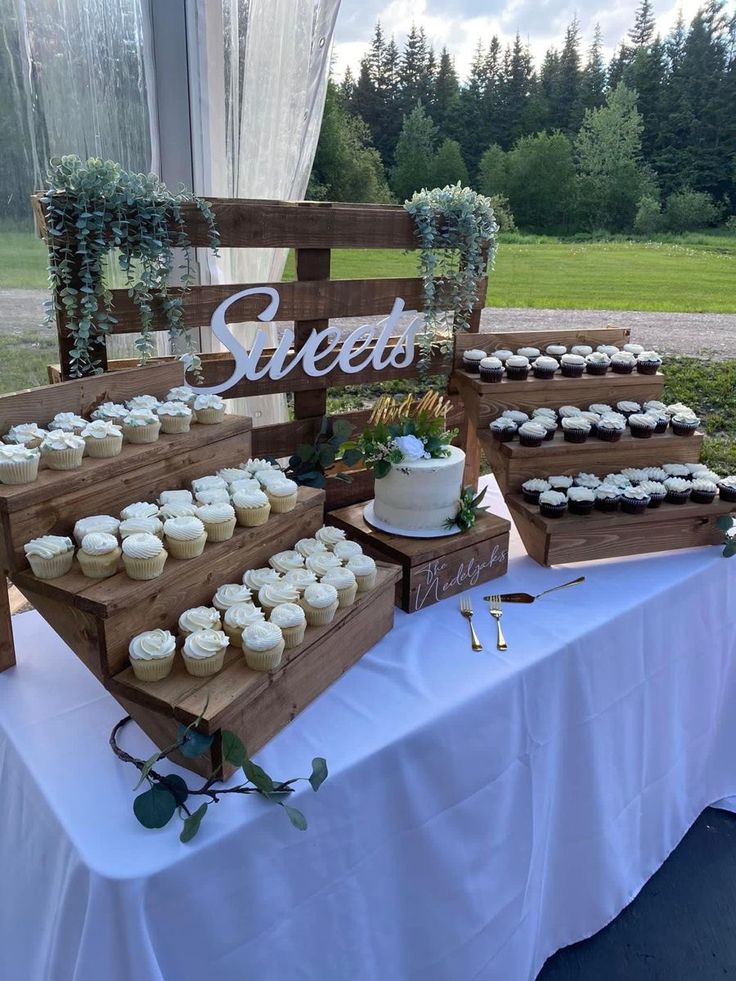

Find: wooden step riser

[481,431,705,495]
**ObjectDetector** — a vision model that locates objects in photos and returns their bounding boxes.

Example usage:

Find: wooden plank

[507,493,736,567]
[453,371,665,429]
[0,362,187,435]
[35,196,422,251]
[0,579,14,671]
[453,326,631,363]
[480,429,706,495]
[63,276,485,334]
[293,248,331,420]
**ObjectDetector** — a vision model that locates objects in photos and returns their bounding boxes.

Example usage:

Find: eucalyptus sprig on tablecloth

[110,713,327,841]
[404,184,499,377]
[42,155,220,377]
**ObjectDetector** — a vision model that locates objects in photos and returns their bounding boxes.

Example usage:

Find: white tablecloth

[2,477,736,981]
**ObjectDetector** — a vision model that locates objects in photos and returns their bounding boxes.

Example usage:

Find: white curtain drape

[185,0,340,425]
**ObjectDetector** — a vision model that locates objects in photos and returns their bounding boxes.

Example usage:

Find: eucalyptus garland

[404,184,499,375]
[42,155,220,376]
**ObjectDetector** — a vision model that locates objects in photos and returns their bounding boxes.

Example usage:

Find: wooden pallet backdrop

[32,197,488,505]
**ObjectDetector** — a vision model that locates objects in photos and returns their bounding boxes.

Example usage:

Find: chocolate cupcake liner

[611,365,634,374]
[563,431,588,443]
[629,427,653,439]
[505,368,529,381]
[165,533,207,559]
[595,499,619,512]
[596,430,623,442]
[522,490,542,504]
[647,498,664,508]
[77,547,121,579]
[671,423,697,437]
[235,503,271,526]
[267,492,298,513]
[130,652,175,682]
[718,487,736,503]
[122,549,168,580]
[585,365,609,376]
[491,430,515,443]
[84,435,123,458]
[621,501,649,514]
[462,361,481,374]
[666,491,690,505]
[561,366,584,378]
[539,504,567,519]
[0,457,40,485]
[202,518,237,542]
[244,639,285,671]
[281,622,307,649]
[653,421,668,434]
[568,501,594,515]
[519,434,543,447]
[123,423,161,444]
[532,369,556,380]
[41,446,85,470]
[183,647,226,677]
[301,599,339,625]
[479,369,503,383]
[636,364,659,375]
[158,415,192,434]
[195,407,225,425]
[28,550,74,579]
[690,490,716,504]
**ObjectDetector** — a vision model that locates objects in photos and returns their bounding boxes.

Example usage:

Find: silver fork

[489,595,508,652]
[459,597,483,652]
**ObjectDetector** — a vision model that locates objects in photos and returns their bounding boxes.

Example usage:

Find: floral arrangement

[449,486,487,532]
[404,184,499,376]
[345,392,456,479]
[41,155,219,376]
[717,515,736,557]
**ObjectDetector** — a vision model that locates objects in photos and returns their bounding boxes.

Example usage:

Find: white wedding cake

[373,446,466,533]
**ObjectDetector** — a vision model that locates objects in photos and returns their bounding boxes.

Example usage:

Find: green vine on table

[404,184,499,377]
[716,515,736,557]
[42,155,220,377]
[447,486,487,532]
[110,713,327,841]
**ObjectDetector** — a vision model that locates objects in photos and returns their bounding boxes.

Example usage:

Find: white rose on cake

[391,434,428,462]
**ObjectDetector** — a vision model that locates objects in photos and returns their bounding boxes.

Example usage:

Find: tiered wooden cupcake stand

[452,328,736,566]
[0,365,400,775]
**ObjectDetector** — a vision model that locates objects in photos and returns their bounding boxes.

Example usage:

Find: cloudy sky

[332,0,715,80]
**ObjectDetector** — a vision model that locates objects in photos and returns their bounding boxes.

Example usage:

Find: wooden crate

[507,493,736,566]
[480,428,705,495]
[328,504,510,613]
[107,562,401,777]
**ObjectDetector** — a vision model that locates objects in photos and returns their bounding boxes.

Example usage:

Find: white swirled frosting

[121,501,159,520]
[126,395,160,411]
[0,444,39,462]
[156,400,192,417]
[192,475,227,492]
[24,535,73,559]
[163,516,205,541]
[159,489,193,505]
[259,582,300,607]
[178,606,222,633]
[74,514,119,543]
[195,488,230,504]
[4,423,47,445]
[267,478,298,498]
[269,602,306,628]
[232,489,269,508]
[193,394,225,410]
[332,540,363,561]
[80,532,119,555]
[224,602,264,629]
[50,412,87,432]
[213,583,252,609]
[165,386,195,405]
[315,526,346,548]
[183,629,228,659]
[346,555,377,577]
[303,583,338,609]
[243,458,279,475]
[123,409,159,427]
[294,538,327,557]
[41,430,85,451]
[269,550,305,573]
[243,622,282,651]
[242,568,281,591]
[91,402,128,422]
[121,533,164,559]
[129,629,176,660]
[120,516,163,538]
[305,552,342,576]
[283,569,318,591]
[81,420,122,439]
[320,567,357,590]
[196,503,235,523]
[217,468,247,484]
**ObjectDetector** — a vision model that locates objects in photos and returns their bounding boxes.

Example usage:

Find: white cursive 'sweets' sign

[190,288,423,395]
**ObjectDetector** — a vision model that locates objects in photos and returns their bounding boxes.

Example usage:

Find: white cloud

[332,0,734,80]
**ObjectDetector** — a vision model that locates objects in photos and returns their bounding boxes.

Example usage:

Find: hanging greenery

[404,184,499,375]
[42,155,220,377]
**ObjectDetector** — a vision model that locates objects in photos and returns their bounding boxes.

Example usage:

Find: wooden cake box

[329,503,510,613]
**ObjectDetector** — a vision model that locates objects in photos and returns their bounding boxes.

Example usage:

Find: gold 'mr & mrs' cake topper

[368,390,452,427]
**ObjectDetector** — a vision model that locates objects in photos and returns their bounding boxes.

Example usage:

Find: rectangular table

[2,477,736,981]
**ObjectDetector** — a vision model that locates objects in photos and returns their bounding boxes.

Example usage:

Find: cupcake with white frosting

[40,430,85,470]
[159,503,197,521]
[597,345,620,357]
[196,502,236,541]
[521,478,550,504]
[518,420,546,447]
[194,487,231,505]
[346,554,377,592]
[121,533,168,580]
[81,419,123,458]
[621,486,651,514]
[636,351,662,375]
[223,602,264,645]
[493,349,514,363]
[192,475,227,493]
[229,477,260,496]
[165,386,195,407]
[242,621,285,671]
[182,629,228,676]
[567,486,595,515]
[269,602,307,649]
[213,582,253,612]
[128,629,176,682]
[690,478,717,504]
[163,516,207,559]
[193,394,226,425]
[531,355,559,380]
[126,395,160,412]
[315,525,346,549]
[546,344,567,358]
[627,413,656,439]
[462,348,486,373]
[638,480,667,507]
[594,485,621,513]
[490,417,517,442]
[24,535,74,579]
[504,354,530,381]
[269,549,305,574]
[664,476,691,504]
[159,489,193,506]
[320,566,358,607]
[156,400,192,434]
[254,468,287,488]
[570,345,593,357]
[332,539,364,562]
[121,409,161,444]
[258,581,301,614]
[178,606,222,639]
[121,501,159,520]
[560,353,585,378]
[538,489,567,518]
[283,568,318,595]
[119,515,164,539]
[0,444,40,484]
[77,532,121,579]
[50,412,87,435]
[300,582,339,626]
[242,567,281,592]
[4,423,47,449]
[479,356,504,382]
[242,458,280,476]
[217,467,249,485]
[91,402,128,426]
[294,537,327,558]
[305,551,342,577]
[517,347,540,359]
[585,352,610,376]
[266,477,299,513]
[610,351,636,374]
[232,488,270,526]
[73,514,120,545]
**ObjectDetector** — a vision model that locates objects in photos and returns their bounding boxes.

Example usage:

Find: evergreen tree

[537,48,561,130]
[351,23,401,168]
[484,36,505,145]
[400,25,431,113]
[629,0,656,47]
[608,43,631,88]
[432,48,461,140]
[498,35,533,149]
[390,102,437,201]
[624,38,665,159]
[551,18,584,135]
[459,43,489,172]
[340,66,356,105]
[580,25,607,110]
[430,139,469,187]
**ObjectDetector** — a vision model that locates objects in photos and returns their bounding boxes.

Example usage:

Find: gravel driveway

[2,289,735,358]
